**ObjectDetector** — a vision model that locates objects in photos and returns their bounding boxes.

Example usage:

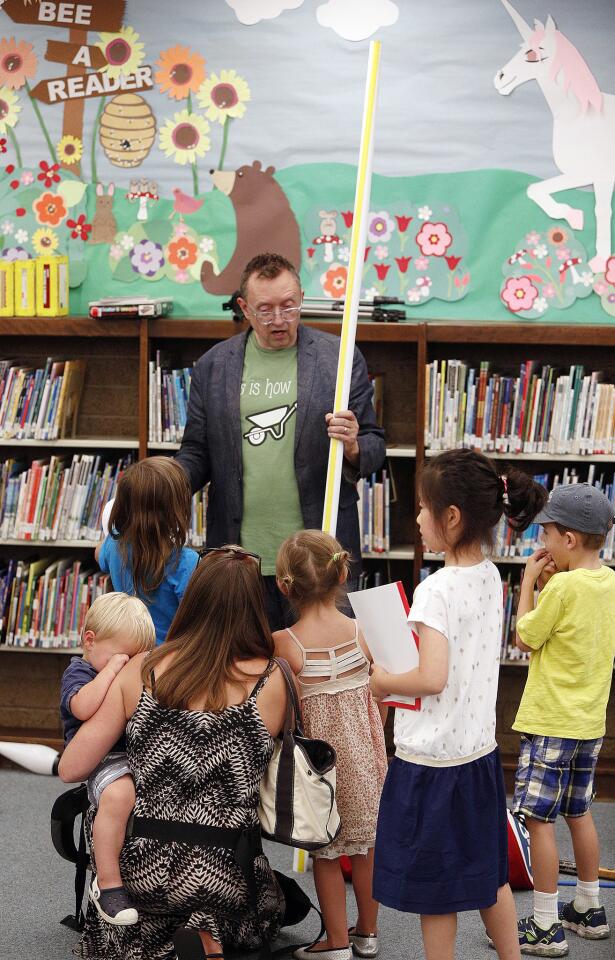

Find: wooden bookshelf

[1,316,613,795]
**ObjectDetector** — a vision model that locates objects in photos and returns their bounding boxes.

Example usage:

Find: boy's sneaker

[517,916,568,957]
[89,877,138,925]
[559,901,610,939]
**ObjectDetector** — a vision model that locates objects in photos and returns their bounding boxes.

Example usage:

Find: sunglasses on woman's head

[198,546,262,574]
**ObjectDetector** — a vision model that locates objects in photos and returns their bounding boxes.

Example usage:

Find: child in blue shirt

[60,592,155,925]
[96,456,199,645]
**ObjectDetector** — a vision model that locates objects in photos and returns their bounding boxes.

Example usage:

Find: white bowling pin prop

[0,741,60,775]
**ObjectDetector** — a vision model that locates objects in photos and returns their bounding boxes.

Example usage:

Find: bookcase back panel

[0,335,140,439]
[0,651,63,737]
[428,342,615,384]
[361,343,417,445]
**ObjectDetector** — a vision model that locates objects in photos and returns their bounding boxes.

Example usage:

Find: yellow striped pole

[322,40,382,535]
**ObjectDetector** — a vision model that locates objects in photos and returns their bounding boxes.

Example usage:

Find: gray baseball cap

[534,482,615,536]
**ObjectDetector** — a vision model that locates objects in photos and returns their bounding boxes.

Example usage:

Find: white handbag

[258,658,341,850]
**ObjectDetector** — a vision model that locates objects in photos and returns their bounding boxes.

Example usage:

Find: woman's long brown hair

[109,456,191,597]
[142,548,273,712]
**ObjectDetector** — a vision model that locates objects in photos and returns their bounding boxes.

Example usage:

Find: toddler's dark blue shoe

[517,916,568,957]
[559,900,610,939]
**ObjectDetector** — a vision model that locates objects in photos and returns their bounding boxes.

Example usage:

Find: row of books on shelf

[148,352,191,443]
[426,359,615,455]
[147,358,385,446]
[357,470,391,553]
[0,452,209,547]
[1,559,110,649]
[0,454,133,543]
[0,357,86,441]
[493,466,615,560]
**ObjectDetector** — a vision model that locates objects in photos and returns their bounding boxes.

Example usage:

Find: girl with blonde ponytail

[274,530,387,960]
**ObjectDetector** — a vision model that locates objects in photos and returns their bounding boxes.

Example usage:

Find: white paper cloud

[225,0,305,26]
[316,0,399,41]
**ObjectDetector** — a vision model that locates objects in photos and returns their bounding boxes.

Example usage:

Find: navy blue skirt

[373,747,508,914]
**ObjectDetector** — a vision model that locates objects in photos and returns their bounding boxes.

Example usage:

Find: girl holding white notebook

[370,449,546,960]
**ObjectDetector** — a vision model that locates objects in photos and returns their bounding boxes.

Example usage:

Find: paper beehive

[99,93,156,168]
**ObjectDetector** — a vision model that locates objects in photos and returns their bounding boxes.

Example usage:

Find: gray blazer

[176,325,386,566]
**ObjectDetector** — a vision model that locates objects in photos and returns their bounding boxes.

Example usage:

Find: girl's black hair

[419,449,548,552]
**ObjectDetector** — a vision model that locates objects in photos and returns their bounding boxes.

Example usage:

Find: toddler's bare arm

[70,654,129,721]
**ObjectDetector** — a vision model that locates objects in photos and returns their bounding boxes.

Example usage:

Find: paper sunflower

[97,26,145,79]
[32,227,59,255]
[155,45,206,101]
[159,110,211,165]
[56,135,82,166]
[197,69,250,124]
[0,87,21,133]
[0,38,37,91]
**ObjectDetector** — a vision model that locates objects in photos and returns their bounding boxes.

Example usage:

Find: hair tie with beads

[332,552,341,562]
[500,476,509,506]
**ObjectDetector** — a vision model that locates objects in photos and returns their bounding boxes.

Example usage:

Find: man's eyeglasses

[248,304,302,327]
[198,546,262,574]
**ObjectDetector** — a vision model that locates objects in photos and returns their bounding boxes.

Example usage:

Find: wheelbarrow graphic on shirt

[243,402,298,445]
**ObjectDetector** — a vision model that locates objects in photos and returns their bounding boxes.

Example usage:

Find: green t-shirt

[240,333,303,575]
[514,565,615,739]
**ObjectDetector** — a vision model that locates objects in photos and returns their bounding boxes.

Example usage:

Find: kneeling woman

[59,547,287,960]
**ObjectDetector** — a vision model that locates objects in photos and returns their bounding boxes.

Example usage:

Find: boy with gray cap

[511,483,615,956]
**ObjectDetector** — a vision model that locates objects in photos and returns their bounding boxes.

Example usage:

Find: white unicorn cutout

[494,0,614,272]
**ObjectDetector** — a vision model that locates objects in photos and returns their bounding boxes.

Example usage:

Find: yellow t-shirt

[513,566,615,739]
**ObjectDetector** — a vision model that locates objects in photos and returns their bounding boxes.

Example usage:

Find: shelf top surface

[3,315,614,344]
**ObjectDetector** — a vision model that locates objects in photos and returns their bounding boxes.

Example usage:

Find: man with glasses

[176,252,385,629]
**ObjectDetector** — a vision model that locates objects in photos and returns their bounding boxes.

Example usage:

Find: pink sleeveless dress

[286,621,388,859]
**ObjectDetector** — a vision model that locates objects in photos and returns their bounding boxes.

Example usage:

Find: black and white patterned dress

[75,669,284,960]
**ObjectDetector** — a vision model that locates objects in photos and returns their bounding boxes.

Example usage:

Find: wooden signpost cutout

[2,1,125,33]
[30,65,154,103]
[45,40,107,71]
[2,0,128,174]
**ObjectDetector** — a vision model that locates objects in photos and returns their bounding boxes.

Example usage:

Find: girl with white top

[274,530,388,960]
[370,449,547,960]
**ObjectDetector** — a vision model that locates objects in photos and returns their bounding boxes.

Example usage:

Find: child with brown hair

[60,592,156,925]
[273,530,387,960]
[369,449,547,960]
[96,456,199,645]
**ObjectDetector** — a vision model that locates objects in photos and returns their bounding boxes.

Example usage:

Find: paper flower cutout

[501,231,593,316]
[0,88,21,133]
[197,69,251,124]
[605,256,615,285]
[225,1,304,25]
[57,136,82,166]
[416,222,452,257]
[501,276,539,312]
[96,26,145,79]
[316,0,399,42]
[130,239,165,276]
[156,46,206,101]
[321,264,347,298]
[167,235,199,269]
[0,38,37,90]
[2,246,30,260]
[38,160,61,189]
[159,110,211,165]
[32,227,59,255]
[66,213,92,241]
[367,211,395,243]
[33,192,67,227]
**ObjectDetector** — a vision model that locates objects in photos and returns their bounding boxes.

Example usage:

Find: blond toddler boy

[512,483,615,956]
[60,592,155,926]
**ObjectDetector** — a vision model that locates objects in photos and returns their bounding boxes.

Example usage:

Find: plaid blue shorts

[512,734,603,822]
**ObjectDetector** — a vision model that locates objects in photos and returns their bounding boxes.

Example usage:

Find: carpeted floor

[1,770,613,960]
